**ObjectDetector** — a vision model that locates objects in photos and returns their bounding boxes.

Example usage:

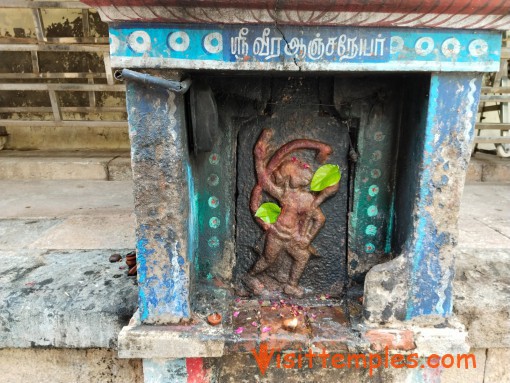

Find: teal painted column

[125,80,193,324]
[363,73,483,323]
[405,73,483,319]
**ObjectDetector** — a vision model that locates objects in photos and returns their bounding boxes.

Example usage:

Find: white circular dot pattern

[127,31,151,53]
[168,31,190,52]
[122,30,489,62]
[441,38,461,58]
[415,37,434,56]
[390,36,404,54]
[469,39,488,57]
[203,32,223,54]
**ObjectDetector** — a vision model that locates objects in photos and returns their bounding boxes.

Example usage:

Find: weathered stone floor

[458,182,510,248]
[0,180,136,349]
[0,180,135,250]
[455,184,510,350]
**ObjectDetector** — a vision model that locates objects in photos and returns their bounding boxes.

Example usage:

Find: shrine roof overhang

[79,0,510,30]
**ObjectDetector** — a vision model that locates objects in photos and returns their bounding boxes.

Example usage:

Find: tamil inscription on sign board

[109,24,501,71]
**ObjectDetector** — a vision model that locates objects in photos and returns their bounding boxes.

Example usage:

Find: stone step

[1,150,507,183]
[467,153,510,182]
[0,150,131,181]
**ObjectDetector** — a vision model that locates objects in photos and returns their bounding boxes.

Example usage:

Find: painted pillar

[364,73,483,323]
[126,80,192,324]
[405,73,482,319]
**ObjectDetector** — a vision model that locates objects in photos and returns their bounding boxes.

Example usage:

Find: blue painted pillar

[405,73,482,319]
[364,72,483,323]
[126,80,192,324]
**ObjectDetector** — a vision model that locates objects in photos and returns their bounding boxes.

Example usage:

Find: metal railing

[476,39,510,156]
[0,1,128,129]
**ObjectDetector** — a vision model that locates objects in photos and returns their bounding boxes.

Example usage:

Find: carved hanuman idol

[243,129,339,297]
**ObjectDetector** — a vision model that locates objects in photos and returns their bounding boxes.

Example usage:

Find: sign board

[109,24,501,72]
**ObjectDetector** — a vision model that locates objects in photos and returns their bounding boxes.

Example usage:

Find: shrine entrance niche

[191,74,408,300]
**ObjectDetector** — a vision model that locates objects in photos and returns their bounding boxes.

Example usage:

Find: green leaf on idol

[310,164,341,191]
[254,202,281,224]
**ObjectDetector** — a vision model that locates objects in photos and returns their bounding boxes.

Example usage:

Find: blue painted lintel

[109,24,501,72]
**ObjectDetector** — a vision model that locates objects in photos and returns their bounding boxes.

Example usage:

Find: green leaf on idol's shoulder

[254,202,281,224]
[310,164,341,191]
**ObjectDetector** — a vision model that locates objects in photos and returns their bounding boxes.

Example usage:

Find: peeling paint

[126,80,191,324]
[405,73,482,319]
[109,24,501,72]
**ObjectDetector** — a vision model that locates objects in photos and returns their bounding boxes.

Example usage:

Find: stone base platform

[119,284,468,360]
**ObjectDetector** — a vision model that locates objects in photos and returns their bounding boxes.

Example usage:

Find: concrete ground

[0,180,507,255]
[458,183,510,248]
[0,180,135,249]
[0,180,508,382]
